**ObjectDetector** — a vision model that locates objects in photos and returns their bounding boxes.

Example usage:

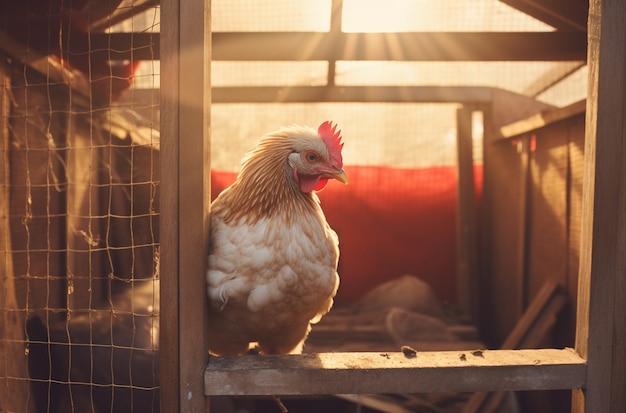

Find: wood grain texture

[0,50,35,413]
[82,31,587,62]
[212,32,587,61]
[159,0,211,412]
[455,105,479,320]
[205,349,585,396]
[573,1,626,412]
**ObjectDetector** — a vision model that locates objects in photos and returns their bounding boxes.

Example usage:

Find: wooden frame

[572,0,626,411]
[160,0,211,412]
[156,0,626,412]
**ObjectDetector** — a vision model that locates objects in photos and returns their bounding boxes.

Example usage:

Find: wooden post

[0,50,35,413]
[455,105,479,321]
[160,0,211,412]
[573,0,626,412]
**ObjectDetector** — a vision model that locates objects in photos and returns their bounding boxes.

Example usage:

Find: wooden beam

[212,32,587,61]
[87,31,587,62]
[212,86,494,103]
[463,282,570,413]
[500,0,588,32]
[496,99,586,140]
[159,0,211,412]
[455,105,479,321]
[205,349,586,396]
[573,0,626,412]
[89,0,160,32]
[0,50,36,413]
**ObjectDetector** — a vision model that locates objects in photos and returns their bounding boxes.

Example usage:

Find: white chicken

[206,121,347,355]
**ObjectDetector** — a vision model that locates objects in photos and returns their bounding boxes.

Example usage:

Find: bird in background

[207,121,348,355]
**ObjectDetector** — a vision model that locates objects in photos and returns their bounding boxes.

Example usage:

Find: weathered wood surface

[497,99,586,140]
[159,0,211,412]
[463,282,569,413]
[76,31,587,62]
[205,348,585,396]
[212,85,495,104]
[0,50,35,413]
[212,32,586,62]
[573,0,626,412]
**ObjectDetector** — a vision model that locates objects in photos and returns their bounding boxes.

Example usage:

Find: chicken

[206,121,348,356]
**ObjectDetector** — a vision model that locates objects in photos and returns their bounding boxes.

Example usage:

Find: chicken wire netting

[0,1,160,412]
[0,0,589,412]
[210,0,585,309]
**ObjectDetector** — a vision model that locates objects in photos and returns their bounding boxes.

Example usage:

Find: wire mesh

[0,0,588,412]
[1,1,160,412]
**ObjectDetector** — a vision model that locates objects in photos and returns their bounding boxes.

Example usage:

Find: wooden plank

[500,0,588,31]
[478,90,556,344]
[81,30,589,62]
[0,51,35,413]
[0,30,90,102]
[158,0,180,410]
[89,0,160,32]
[212,86,494,103]
[573,0,626,412]
[455,106,479,320]
[34,30,587,62]
[463,282,569,413]
[212,32,587,61]
[159,0,211,412]
[205,349,586,396]
[497,99,586,140]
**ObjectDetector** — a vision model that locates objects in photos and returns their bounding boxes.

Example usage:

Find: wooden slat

[463,282,569,413]
[0,30,90,102]
[89,0,160,32]
[455,105,479,320]
[0,50,35,413]
[33,30,588,62]
[497,99,587,140]
[205,349,586,396]
[500,0,588,31]
[212,32,586,61]
[159,0,211,412]
[573,0,626,412]
[212,86,494,103]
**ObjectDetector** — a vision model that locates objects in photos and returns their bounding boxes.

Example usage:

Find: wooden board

[463,282,569,413]
[205,348,585,396]
[0,50,35,413]
[211,32,587,62]
[159,0,211,412]
[573,0,626,412]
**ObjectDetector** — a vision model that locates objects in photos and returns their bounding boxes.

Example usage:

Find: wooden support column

[160,0,211,412]
[455,105,479,320]
[0,50,35,413]
[573,0,626,412]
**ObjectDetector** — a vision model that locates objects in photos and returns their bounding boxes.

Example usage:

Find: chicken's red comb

[318,121,344,166]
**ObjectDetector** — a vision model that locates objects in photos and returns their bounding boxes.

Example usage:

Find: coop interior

[0,0,590,412]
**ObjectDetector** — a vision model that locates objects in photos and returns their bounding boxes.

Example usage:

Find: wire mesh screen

[0,1,160,412]
[210,0,585,308]
[0,0,589,412]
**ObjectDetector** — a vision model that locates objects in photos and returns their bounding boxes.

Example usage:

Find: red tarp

[211,165,483,306]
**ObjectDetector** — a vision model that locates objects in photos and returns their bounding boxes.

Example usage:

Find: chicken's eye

[305,152,318,162]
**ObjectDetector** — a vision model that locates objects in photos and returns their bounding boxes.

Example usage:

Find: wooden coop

[0,0,624,413]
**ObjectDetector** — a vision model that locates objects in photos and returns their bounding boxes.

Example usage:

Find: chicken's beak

[331,169,349,185]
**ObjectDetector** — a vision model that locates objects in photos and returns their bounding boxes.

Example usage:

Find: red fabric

[211,165,483,306]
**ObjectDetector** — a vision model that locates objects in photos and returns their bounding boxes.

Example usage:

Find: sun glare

[341,0,420,32]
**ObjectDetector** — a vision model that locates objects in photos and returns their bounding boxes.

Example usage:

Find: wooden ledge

[205,348,586,396]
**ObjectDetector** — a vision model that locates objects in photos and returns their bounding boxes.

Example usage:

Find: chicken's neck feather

[214,135,320,225]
